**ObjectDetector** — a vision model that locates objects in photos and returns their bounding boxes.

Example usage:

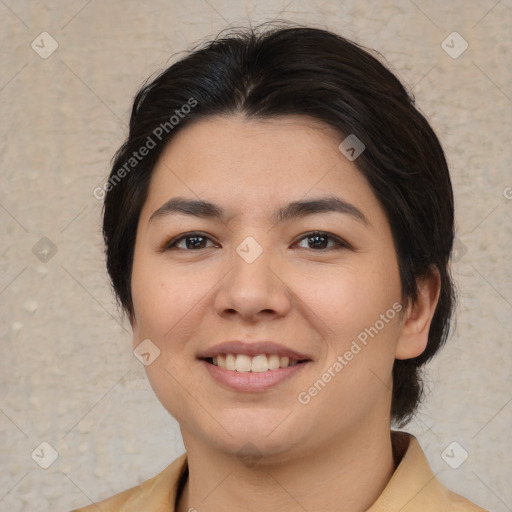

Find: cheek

[131,251,202,339]
[306,255,402,402]
[130,254,205,419]
[311,262,401,337]
[301,268,402,413]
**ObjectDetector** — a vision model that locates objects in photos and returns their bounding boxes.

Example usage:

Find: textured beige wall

[1,1,510,511]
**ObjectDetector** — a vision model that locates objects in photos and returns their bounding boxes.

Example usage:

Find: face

[131,115,407,461]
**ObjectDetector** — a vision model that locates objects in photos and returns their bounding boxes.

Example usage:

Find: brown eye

[163,232,216,251]
[295,231,350,250]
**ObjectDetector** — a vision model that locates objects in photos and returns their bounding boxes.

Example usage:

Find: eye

[162,232,217,251]
[295,231,350,251]
[162,230,350,252]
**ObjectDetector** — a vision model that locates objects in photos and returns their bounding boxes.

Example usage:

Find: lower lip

[201,359,309,392]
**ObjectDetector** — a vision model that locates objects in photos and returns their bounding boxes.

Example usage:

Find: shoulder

[368,432,489,512]
[70,453,188,512]
[442,487,489,511]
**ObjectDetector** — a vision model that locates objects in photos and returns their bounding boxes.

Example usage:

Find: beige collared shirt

[72,432,488,511]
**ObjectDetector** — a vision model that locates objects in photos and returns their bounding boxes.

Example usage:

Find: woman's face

[131,115,410,460]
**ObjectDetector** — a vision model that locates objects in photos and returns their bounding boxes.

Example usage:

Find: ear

[395,267,441,360]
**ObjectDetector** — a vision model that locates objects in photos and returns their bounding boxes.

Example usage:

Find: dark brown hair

[102,22,456,427]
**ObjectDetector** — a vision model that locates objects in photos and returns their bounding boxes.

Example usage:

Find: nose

[213,240,292,322]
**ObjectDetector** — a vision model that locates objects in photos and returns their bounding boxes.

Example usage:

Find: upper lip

[197,341,312,361]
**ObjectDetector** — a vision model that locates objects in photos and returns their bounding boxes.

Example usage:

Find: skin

[130,115,440,512]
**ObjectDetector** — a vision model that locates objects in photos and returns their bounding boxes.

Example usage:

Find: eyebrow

[149,195,369,226]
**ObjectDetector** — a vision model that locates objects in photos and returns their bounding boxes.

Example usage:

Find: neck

[176,425,397,512]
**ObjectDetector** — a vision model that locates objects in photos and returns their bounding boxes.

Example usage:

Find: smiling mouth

[202,354,310,373]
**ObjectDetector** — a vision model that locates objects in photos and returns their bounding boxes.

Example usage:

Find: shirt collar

[91,431,484,511]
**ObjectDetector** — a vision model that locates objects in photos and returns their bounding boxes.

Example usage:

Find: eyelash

[162,231,351,252]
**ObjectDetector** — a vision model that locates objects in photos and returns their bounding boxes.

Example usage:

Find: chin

[223,438,302,467]
[206,418,306,463]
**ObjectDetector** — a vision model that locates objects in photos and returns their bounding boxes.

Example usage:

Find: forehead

[139,115,383,226]
[155,114,342,175]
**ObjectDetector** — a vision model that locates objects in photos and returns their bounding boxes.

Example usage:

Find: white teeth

[268,354,280,370]
[212,353,302,372]
[235,354,252,372]
[225,354,236,371]
[251,354,269,373]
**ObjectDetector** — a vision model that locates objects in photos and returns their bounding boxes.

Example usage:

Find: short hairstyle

[102,22,456,427]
